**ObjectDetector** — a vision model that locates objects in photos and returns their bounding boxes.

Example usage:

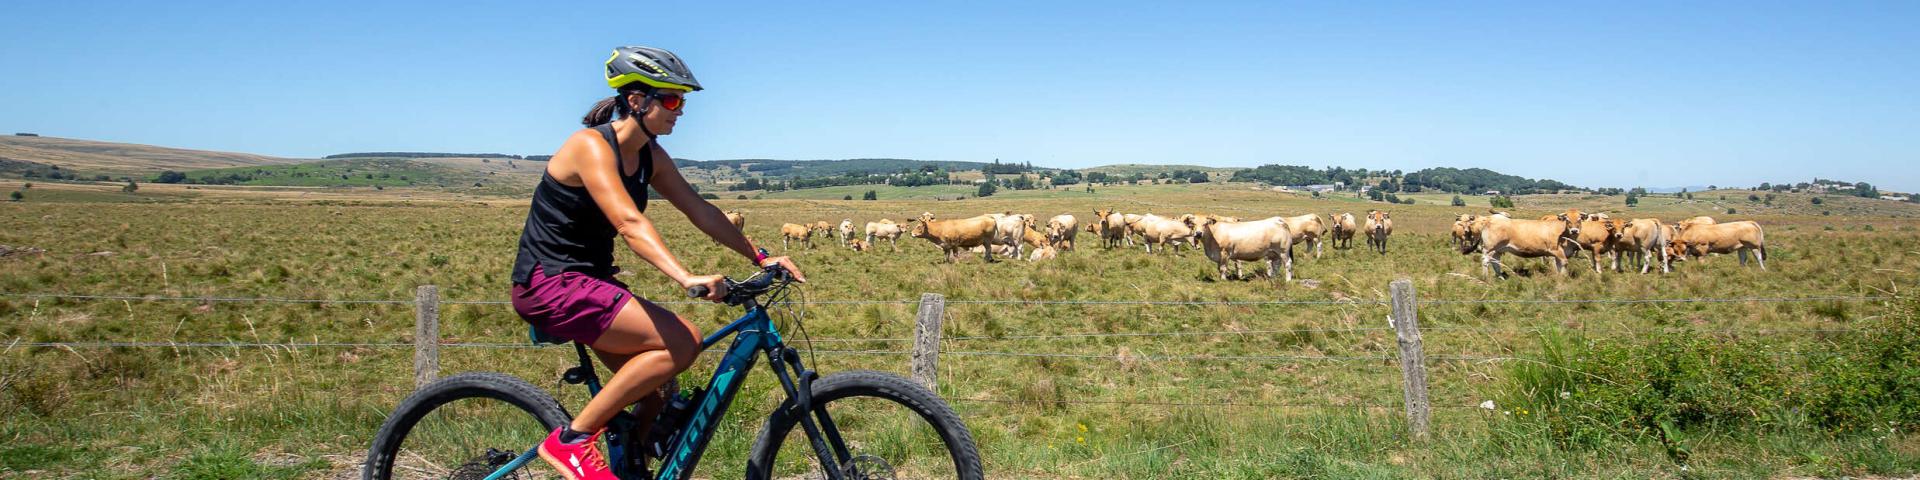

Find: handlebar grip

[687,286,710,298]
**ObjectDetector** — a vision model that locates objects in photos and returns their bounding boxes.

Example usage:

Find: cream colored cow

[1191,216,1294,282]
[864,219,906,251]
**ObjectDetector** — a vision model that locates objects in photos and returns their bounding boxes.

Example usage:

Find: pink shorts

[511,268,633,345]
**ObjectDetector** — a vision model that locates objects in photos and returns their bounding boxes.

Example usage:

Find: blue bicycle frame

[487,301,852,480]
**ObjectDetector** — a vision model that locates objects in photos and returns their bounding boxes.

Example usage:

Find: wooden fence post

[414,285,440,388]
[1390,279,1431,440]
[910,293,946,391]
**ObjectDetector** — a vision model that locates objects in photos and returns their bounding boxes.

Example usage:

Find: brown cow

[1364,211,1393,254]
[909,215,999,263]
[847,238,872,252]
[1673,220,1767,270]
[1282,214,1328,259]
[1098,209,1121,249]
[1611,218,1671,274]
[1468,214,1581,277]
[1569,214,1624,274]
[1191,216,1294,282]
[779,223,815,251]
[1451,214,1476,248]
[1329,213,1358,250]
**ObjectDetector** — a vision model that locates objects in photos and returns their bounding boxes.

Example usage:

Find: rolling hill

[0,135,298,175]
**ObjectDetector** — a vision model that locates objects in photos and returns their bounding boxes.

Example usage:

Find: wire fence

[1,288,1903,416]
[2,291,1896,306]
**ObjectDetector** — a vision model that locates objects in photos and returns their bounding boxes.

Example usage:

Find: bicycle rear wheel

[363,372,571,480]
[745,370,983,480]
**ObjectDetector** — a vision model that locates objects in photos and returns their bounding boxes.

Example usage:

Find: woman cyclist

[510,45,806,480]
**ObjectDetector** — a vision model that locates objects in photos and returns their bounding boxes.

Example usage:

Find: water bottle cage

[645,387,706,458]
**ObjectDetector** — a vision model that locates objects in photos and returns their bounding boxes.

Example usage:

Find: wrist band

[752,249,770,266]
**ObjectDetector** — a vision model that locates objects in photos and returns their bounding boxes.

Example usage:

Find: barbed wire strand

[3,292,1894,306]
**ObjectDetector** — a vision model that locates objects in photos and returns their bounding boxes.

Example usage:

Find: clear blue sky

[3,1,1915,191]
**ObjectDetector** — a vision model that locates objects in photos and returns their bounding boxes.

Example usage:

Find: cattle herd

[728,207,1770,281]
[1455,209,1768,277]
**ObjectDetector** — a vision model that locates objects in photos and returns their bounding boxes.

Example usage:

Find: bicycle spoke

[771,396,960,479]
[392,397,560,480]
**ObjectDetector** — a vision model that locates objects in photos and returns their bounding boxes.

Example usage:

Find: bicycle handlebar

[686,264,794,306]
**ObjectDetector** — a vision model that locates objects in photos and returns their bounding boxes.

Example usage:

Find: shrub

[8,191,20,202]
[1811,197,1823,205]
[1726,208,1737,214]
[843,195,853,200]
[1501,297,1920,451]
[1451,195,1465,207]
[863,190,878,201]
[700,193,719,200]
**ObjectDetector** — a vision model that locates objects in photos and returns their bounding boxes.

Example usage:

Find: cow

[864,219,906,251]
[1672,220,1768,270]
[971,223,1057,261]
[1568,214,1624,274]
[1677,216,1717,229]
[779,223,815,251]
[1281,214,1328,259]
[909,215,999,263]
[724,210,747,231]
[810,220,834,237]
[1611,218,1671,274]
[1329,213,1358,250]
[1132,214,1198,253]
[984,213,1035,259]
[1539,209,1584,222]
[1190,216,1295,282]
[1122,213,1148,246]
[1450,214,1476,248]
[1465,214,1581,277]
[837,219,855,246]
[1364,211,1393,254]
[1046,214,1078,251]
[1094,209,1128,248]
[847,238,872,252]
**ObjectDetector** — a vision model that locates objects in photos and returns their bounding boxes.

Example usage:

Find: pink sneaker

[537,426,615,480]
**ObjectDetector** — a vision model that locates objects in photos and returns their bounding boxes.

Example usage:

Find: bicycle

[362,264,983,479]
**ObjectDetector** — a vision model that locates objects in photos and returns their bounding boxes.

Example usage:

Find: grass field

[4,181,1919,478]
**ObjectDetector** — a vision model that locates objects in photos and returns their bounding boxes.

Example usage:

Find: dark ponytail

[582,95,625,126]
[581,88,654,126]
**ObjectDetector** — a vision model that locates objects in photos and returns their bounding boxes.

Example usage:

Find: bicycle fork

[765,345,854,479]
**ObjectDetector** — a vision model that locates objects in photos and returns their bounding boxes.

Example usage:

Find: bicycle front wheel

[363,372,571,480]
[746,370,983,480]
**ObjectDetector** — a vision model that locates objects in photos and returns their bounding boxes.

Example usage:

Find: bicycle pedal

[562,366,593,384]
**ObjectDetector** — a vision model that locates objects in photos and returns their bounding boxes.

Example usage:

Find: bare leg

[570,298,704,433]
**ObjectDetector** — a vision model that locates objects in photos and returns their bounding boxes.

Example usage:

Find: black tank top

[511,124,653,285]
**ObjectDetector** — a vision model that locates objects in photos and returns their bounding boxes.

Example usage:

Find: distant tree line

[1230,165,1362,187]
[325,152,526,159]
[1401,167,1578,195]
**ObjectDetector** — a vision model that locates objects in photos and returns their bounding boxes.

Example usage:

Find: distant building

[1882,195,1909,202]
[1484,190,1501,196]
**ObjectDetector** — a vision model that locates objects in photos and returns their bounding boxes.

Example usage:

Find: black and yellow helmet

[605,46,703,92]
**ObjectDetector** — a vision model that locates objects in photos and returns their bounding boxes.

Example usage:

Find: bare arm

[566,131,718,295]
[650,144,809,282]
